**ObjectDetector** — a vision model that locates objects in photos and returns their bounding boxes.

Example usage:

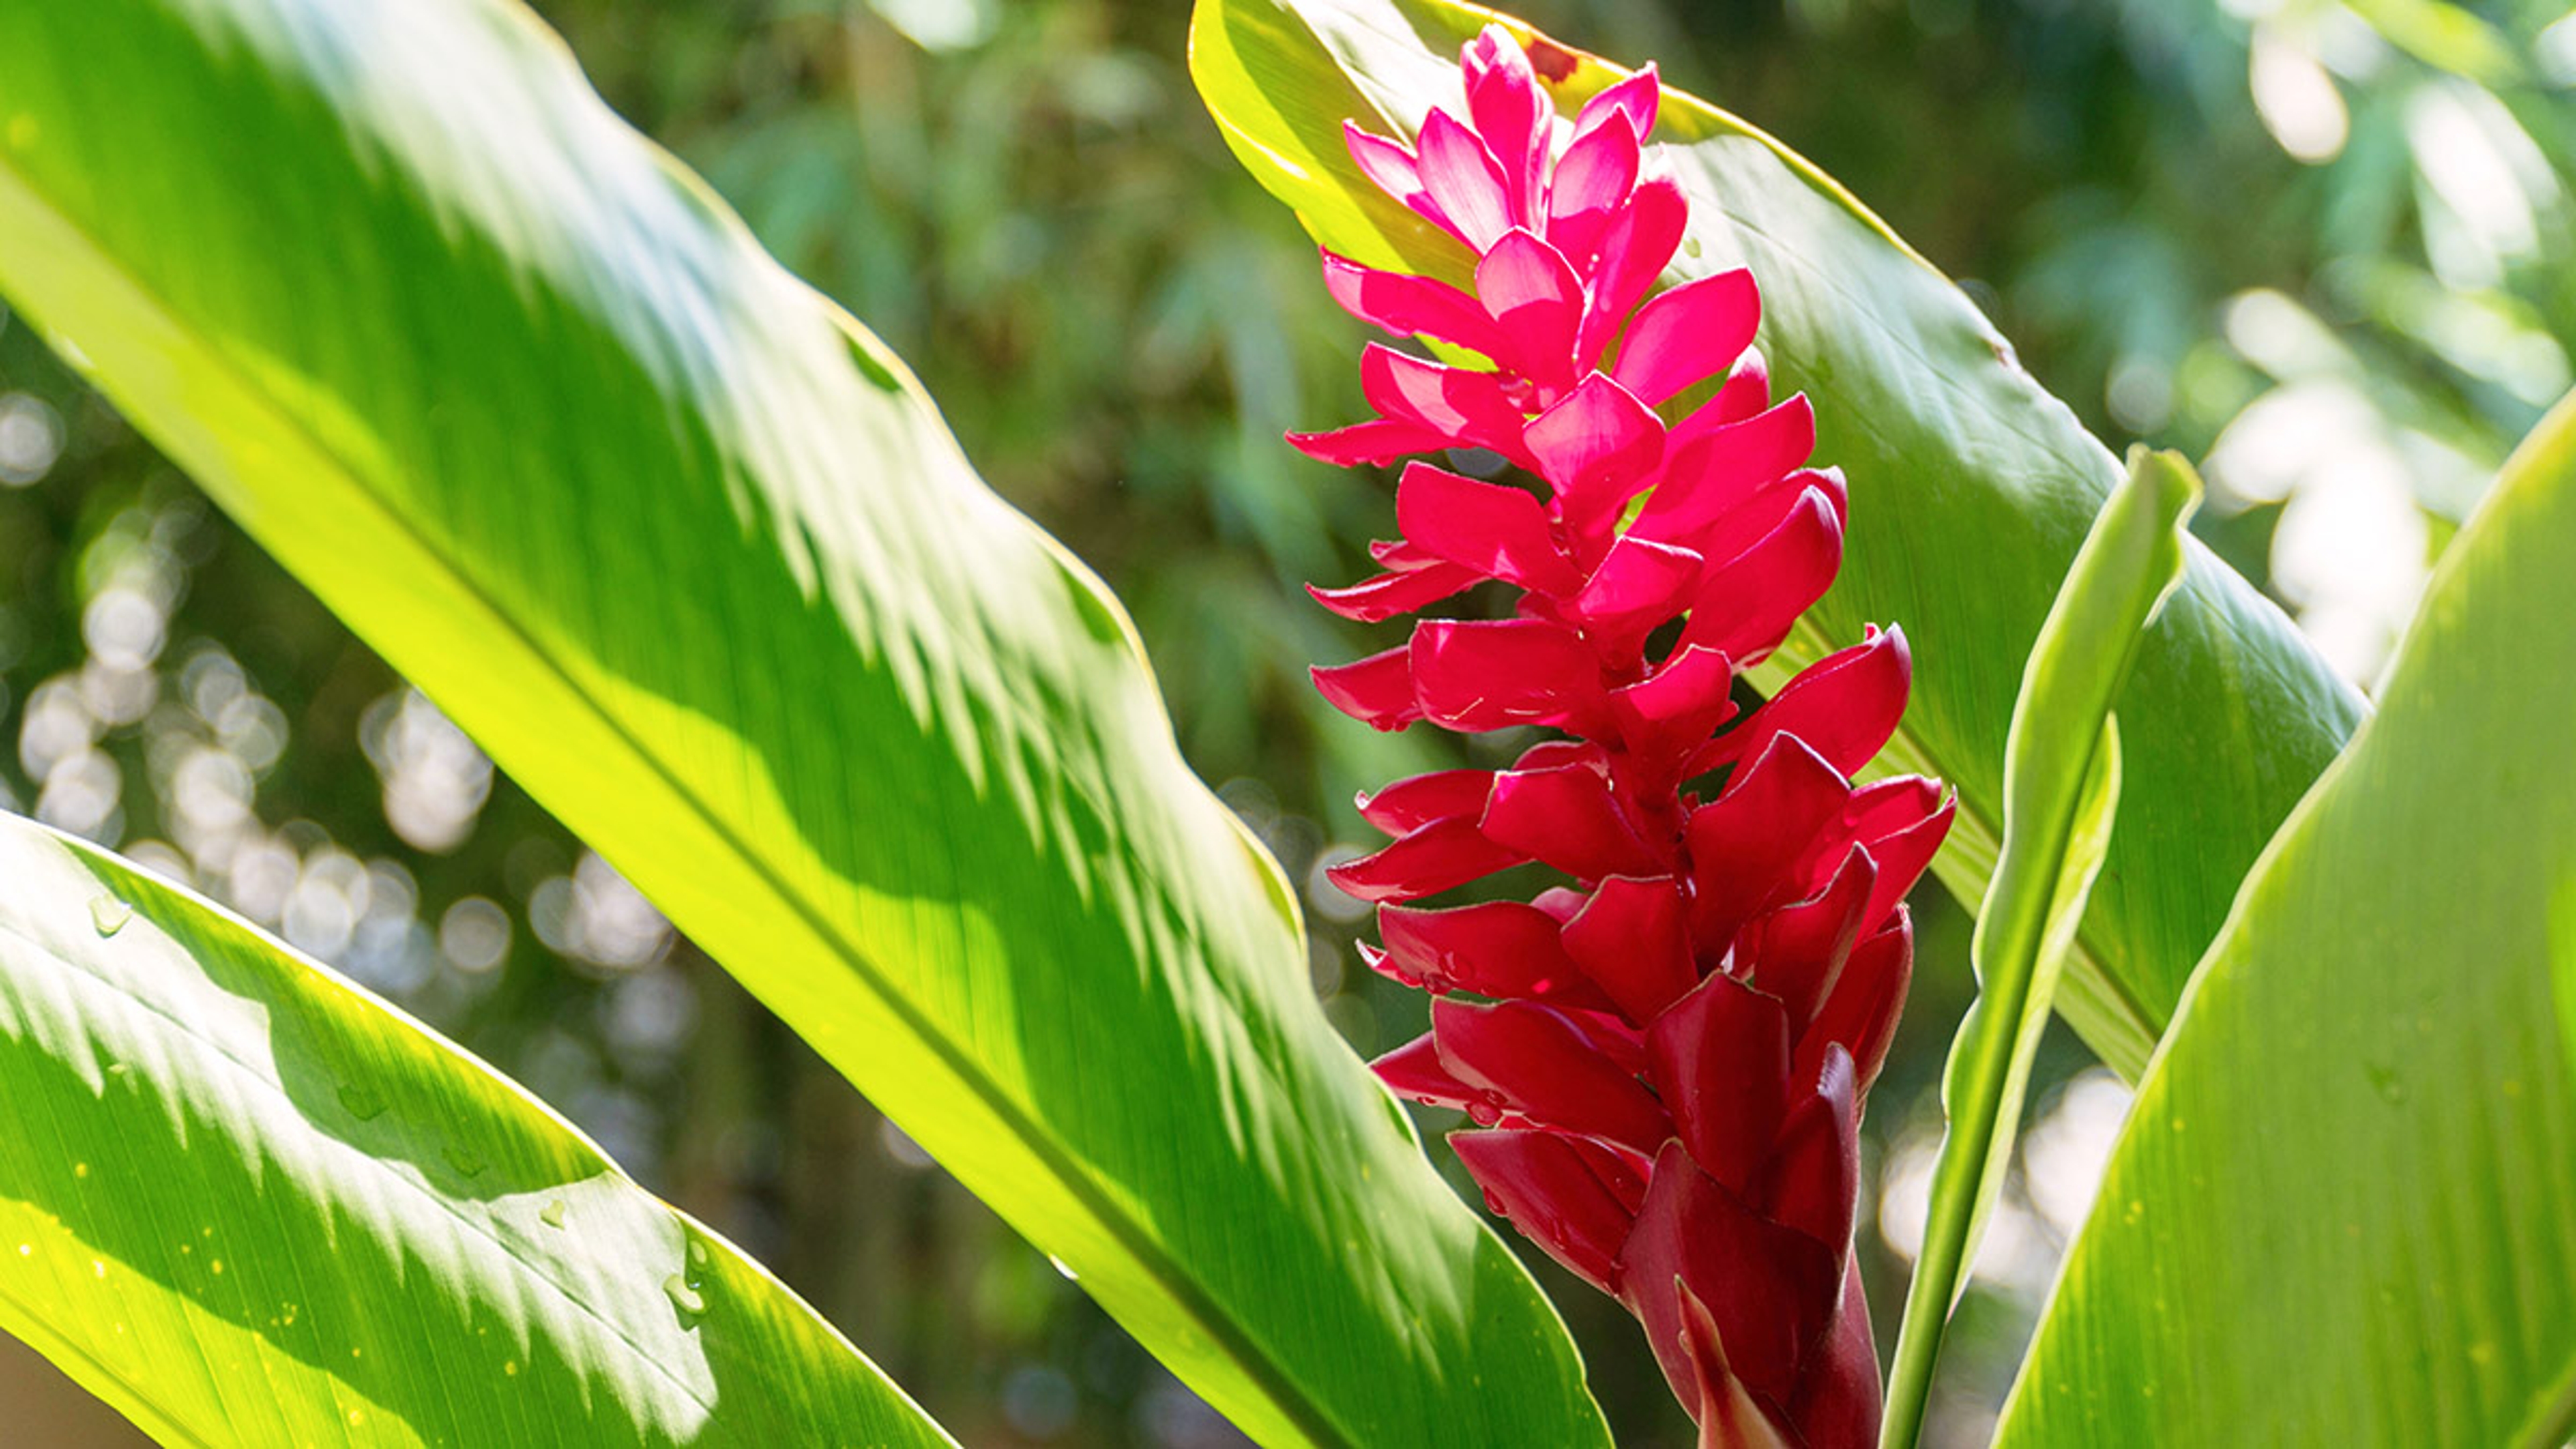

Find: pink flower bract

[1291,26,1955,1449]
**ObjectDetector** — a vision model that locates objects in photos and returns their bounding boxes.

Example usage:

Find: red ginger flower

[1293,28,1954,1449]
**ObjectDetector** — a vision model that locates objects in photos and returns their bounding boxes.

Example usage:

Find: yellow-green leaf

[0,814,957,1448]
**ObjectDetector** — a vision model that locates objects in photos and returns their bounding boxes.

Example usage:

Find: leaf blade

[1995,390,2576,1447]
[0,2,1610,1445]
[0,814,958,1449]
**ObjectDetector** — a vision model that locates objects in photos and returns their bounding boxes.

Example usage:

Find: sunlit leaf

[0,814,956,1448]
[1996,390,2576,1447]
[0,3,1609,1445]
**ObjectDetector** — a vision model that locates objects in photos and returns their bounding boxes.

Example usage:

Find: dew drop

[442,1143,486,1178]
[89,1258,105,1279]
[503,1360,520,1378]
[663,1273,706,1319]
[15,1244,29,1258]
[209,1259,224,1275]
[686,1238,708,1270]
[89,897,132,937]
[1046,1254,1079,1283]
[1682,235,1703,260]
[2365,1063,2406,1105]
[337,1083,387,1122]
[72,1162,88,1179]
[538,1200,567,1230]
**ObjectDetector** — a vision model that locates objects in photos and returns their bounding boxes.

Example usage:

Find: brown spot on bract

[1526,36,1579,84]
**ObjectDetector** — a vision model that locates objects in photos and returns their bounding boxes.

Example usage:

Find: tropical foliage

[0,1,2568,1446]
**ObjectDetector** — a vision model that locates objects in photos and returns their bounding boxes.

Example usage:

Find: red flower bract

[1293,28,1955,1449]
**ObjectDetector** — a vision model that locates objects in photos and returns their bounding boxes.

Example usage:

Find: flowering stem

[1285,25,1968,1444]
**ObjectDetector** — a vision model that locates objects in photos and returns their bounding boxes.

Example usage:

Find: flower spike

[1289,27,1949,1448]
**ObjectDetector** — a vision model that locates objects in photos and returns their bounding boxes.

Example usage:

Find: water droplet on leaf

[539,1200,567,1230]
[89,897,131,936]
[1046,1254,1079,1283]
[337,1083,387,1121]
[663,1273,706,1319]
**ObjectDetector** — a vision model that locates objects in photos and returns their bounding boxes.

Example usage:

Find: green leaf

[2339,0,2526,85]
[1187,0,2366,1077]
[0,814,956,1448]
[1994,390,2576,1447]
[1880,449,2198,1449]
[2557,881,2576,1108]
[0,3,1607,1446]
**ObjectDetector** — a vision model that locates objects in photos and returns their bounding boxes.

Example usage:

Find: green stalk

[1880,449,2200,1449]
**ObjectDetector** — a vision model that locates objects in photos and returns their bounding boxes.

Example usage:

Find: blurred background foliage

[1,0,2569,1444]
